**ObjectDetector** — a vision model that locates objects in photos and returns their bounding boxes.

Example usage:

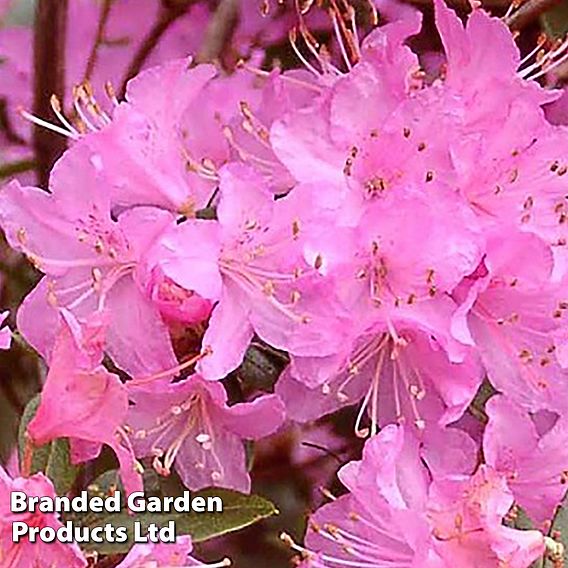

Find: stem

[505,0,564,30]
[196,0,240,64]
[0,99,26,146]
[118,1,195,99]
[0,159,36,180]
[32,0,69,189]
[83,0,114,81]
[403,0,514,8]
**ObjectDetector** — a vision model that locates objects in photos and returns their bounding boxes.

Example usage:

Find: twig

[0,99,27,146]
[0,159,36,180]
[196,0,240,64]
[505,0,564,31]
[32,0,69,189]
[83,0,114,81]
[403,0,513,9]
[118,1,195,99]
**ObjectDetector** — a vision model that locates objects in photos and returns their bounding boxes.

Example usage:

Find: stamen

[289,28,322,77]
[19,108,80,140]
[130,348,212,385]
[50,95,81,138]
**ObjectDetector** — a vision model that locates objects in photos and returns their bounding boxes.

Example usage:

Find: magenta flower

[80,58,221,214]
[287,425,544,568]
[0,144,178,377]
[452,228,568,413]
[277,296,483,436]
[0,0,211,162]
[0,466,87,567]
[27,309,143,495]
[128,374,285,491]
[145,163,349,380]
[484,395,568,527]
[117,535,230,568]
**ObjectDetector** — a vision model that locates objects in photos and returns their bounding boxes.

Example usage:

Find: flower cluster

[2,0,568,566]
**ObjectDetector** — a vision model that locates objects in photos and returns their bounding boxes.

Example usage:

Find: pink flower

[0,466,87,567]
[80,58,221,214]
[484,395,568,527]
[271,7,423,186]
[75,55,327,214]
[140,267,213,325]
[145,163,349,380]
[127,374,285,492]
[451,228,568,413]
[0,144,178,377]
[428,467,544,567]
[26,309,143,496]
[434,0,557,108]
[288,425,544,568]
[116,535,230,568]
[0,1,211,161]
[277,296,483,437]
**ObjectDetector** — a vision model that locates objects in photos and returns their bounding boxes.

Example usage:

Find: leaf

[75,487,278,555]
[18,395,79,495]
[236,342,289,395]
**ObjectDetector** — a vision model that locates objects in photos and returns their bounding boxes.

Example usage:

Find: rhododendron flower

[27,309,143,496]
[146,163,349,380]
[3,0,568,565]
[0,0,211,161]
[271,8,424,186]
[428,466,545,566]
[0,144,178,377]
[287,425,544,568]
[117,536,230,568]
[277,296,483,436]
[545,88,568,125]
[452,229,568,413]
[128,374,285,492]
[0,311,11,349]
[484,395,568,527]
[36,58,312,214]
[0,0,337,171]
[77,59,221,215]
[0,466,87,567]
[433,0,556,107]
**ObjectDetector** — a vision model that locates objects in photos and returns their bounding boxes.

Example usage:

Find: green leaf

[18,395,79,495]
[236,342,289,395]
[0,159,36,180]
[467,379,497,424]
[75,487,278,555]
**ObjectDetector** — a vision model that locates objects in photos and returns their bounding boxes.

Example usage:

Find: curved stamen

[130,349,212,385]
[19,108,81,140]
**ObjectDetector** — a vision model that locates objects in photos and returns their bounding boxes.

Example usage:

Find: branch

[504,0,564,31]
[403,0,512,9]
[403,0,563,24]
[196,0,240,64]
[32,0,69,189]
[118,1,196,99]
[0,159,36,180]
[83,0,114,81]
